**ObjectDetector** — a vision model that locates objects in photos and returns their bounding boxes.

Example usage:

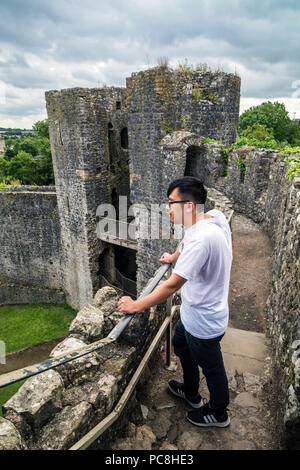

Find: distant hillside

[0,128,36,138]
[0,128,34,131]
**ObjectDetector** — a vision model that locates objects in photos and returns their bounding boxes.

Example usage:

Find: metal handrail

[0,263,171,389]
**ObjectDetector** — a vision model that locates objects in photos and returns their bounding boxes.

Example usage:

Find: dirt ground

[1,336,66,375]
[228,213,273,333]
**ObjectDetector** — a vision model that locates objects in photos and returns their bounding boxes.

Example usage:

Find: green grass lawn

[0,302,77,416]
[0,302,77,353]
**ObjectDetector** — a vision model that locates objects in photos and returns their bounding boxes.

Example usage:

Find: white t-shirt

[173,209,232,339]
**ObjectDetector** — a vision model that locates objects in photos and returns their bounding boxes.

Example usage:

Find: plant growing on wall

[237,155,246,182]
[286,156,300,179]
[208,92,218,103]
[180,114,191,129]
[191,84,204,100]
[195,63,211,72]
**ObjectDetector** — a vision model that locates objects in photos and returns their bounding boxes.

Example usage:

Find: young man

[118,176,232,427]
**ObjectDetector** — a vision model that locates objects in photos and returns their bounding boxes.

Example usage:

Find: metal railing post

[165,296,178,372]
[165,295,172,368]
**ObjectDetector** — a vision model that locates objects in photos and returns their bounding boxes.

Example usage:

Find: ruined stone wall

[0,186,64,305]
[264,172,300,450]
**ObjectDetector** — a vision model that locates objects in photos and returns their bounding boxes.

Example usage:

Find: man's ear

[186,202,193,211]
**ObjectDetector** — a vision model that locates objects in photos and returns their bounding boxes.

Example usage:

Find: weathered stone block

[93,286,119,307]
[38,401,93,450]
[69,303,105,342]
[97,374,118,413]
[50,336,100,386]
[0,417,28,450]
[2,369,64,433]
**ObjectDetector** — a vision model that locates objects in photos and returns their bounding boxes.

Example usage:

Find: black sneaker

[186,402,230,428]
[168,380,203,408]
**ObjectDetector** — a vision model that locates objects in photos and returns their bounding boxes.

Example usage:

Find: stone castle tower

[45,66,240,309]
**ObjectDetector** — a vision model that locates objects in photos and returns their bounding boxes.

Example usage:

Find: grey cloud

[0,0,299,125]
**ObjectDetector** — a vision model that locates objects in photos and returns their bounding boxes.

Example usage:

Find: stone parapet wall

[210,144,299,449]
[265,175,300,449]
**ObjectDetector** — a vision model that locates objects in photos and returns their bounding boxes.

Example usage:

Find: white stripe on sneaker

[203,414,218,424]
[187,413,231,428]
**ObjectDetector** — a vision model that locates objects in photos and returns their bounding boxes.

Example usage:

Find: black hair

[167,176,207,205]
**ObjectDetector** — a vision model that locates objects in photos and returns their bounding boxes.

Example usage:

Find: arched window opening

[120,127,128,149]
[237,156,246,183]
[108,122,116,170]
[184,145,204,179]
[111,187,119,219]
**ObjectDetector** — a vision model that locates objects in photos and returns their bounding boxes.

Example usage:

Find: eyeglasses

[166,200,190,209]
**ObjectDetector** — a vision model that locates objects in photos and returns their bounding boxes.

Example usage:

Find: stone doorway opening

[98,244,137,299]
[184,145,205,180]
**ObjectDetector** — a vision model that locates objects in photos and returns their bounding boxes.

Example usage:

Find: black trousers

[172,318,229,414]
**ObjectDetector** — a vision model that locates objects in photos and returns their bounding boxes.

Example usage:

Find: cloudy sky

[0,0,299,128]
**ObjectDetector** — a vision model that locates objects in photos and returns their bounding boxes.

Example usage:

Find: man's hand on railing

[118,273,186,316]
[160,240,182,264]
[118,296,138,314]
[159,252,175,264]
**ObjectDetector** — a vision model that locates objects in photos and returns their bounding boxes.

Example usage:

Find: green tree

[2,119,55,185]
[0,157,8,181]
[286,122,300,146]
[18,137,39,156]
[7,151,38,185]
[241,123,275,142]
[239,101,300,144]
[32,119,49,139]
[4,148,16,160]
[35,153,55,185]
[36,137,52,158]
